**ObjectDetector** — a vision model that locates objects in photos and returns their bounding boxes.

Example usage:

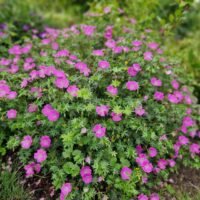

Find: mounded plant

[0,13,199,200]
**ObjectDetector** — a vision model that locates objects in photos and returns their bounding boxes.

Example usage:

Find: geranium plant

[0,11,199,200]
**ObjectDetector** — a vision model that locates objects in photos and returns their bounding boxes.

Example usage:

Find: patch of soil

[164,166,200,199]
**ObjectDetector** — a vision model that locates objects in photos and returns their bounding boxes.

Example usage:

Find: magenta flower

[81,25,96,36]
[154,91,164,101]
[61,182,72,197]
[67,85,79,97]
[178,135,189,145]
[182,116,194,127]
[105,39,116,48]
[21,135,33,149]
[28,104,38,113]
[96,105,109,117]
[144,51,153,61]
[80,166,93,184]
[42,104,60,122]
[34,149,47,163]
[138,193,149,200]
[24,162,41,178]
[120,166,132,180]
[168,159,176,167]
[80,166,92,176]
[150,77,162,87]
[135,106,146,116]
[148,147,157,157]
[150,193,160,200]
[40,136,51,148]
[7,109,17,119]
[0,84,10,97]
[189,143,200,154]
[7,91,17,99]
[171,79,179,89]
[126,81,139,91]
[92,124,106,138]
[82,174,93,184]
[98,60,110,69]
[168,93,179,104]
[148,42,159,50]
[47,109,60,122]
[132,40,142,47]
[111,112,122,122]
[127,67,138,77]
[142,161,153,173]
[136,154,148,166]
[106,85,118,96]
[92,50,104,56]
[24,163,35,177]
[54,77,69,89]
[75,62,90,76]
[157,159,168,170]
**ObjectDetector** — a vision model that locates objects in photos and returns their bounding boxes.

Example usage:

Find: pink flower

[67,85,79,97]
[148,42,159,50]
[54,77,69,89]
[105,39,116,48]
[80,166,93,184]
[168,94,179,104]
[135,106,145,116]
[132,40,142,47]
[21,135,33,149]
[144,51,153,61]
[47,109,60,122]
[142,162,153,173]
[82,174,93,184]
[148,147,157,157]
[40,136,51,148]
[136,154,148,166]
[120,166,132,180]
[168,159,176,167]
[106,85,118,96]
[92,124,106,138]
[75,62,91,76]
[154,91,164,101]
[150,193,160,200]
[7,91,17,99]
[28,104,38,113]
[81,25,96,36]
[151,77,162,87]
[126,81,139,91]
[7,109,17,119]
[24,163,35,177]
[171,80,179,89]
[178,135,189,145]
[182,116,194,127]
[138,194,148,200]
[157,159,168,170]
[34,149,47,163]
[61,182,72,197]
[96,105,109,117]
[98,60,110,69]
[42,104,60,122]
[0,84,10,97]
[80,166,92,177]
[189,143,200,154]
[111,112,122,122]
[92,50,104,56]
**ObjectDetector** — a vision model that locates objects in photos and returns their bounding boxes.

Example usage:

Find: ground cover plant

[0,7,200,200]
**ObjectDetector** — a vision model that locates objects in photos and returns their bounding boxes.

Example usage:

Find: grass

[0,169,32,200]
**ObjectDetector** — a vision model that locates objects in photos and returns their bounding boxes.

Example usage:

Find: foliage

[0,9,199,199]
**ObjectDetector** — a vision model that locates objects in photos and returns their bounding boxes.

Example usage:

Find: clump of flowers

[0,13,199,200]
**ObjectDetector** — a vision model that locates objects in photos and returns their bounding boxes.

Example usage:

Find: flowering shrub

[0,17,200,200]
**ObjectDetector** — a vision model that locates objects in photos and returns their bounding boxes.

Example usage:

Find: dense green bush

[0,9,199,199]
